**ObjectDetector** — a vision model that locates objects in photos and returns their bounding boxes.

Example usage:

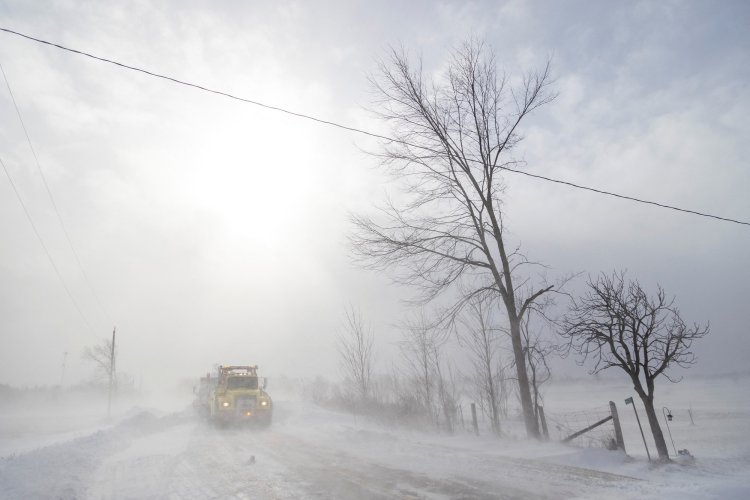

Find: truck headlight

[260,400,268,407]
[222,401,230,407]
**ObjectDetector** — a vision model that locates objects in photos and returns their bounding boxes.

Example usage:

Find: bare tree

[433,349,460,433]
[351,40,555,437]
[82,337,116,385]
[560,271,709,460]
[458,294,506,435]
[82,334,118,418]
[521,313,554,422]
[337,307,375,402]
[399,311,447,427]
[387,364,430,426]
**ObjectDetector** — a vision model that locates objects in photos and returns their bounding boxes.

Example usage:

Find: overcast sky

[1,0,748,388]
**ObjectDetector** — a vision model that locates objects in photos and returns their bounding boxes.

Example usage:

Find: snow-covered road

[0,406,641,499]
[2,378,749,500]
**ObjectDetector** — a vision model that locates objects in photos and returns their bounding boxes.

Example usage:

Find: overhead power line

[1,62,113,327]
[1,27,748,227]
[1,155,94,334]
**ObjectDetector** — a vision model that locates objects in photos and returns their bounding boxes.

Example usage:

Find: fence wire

[544,405,616,449]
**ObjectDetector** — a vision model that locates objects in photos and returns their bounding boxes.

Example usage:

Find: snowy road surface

[1,382,749,500]
[0,407,640,499]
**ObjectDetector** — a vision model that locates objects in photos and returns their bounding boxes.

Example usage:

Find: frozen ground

[0,376,748,499]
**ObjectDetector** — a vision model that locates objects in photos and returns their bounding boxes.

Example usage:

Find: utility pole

[60,351,68,388]
[107,327,116,420]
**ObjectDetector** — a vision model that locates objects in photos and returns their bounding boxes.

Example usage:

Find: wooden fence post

[609,401,626,452]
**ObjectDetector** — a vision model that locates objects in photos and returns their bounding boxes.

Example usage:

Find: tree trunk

[509,314,540,438]
[422,354,434,427]
[434,355,453,434]
[486,359,501,436]
[530,357,539,421]
[490,394,501,436]
[641,396,670,461]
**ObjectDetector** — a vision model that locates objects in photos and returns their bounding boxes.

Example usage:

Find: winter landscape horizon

[1,372,748,498]
[2,0,749,498]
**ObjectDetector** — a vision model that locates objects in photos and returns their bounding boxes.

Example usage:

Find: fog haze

[1,0,748,389]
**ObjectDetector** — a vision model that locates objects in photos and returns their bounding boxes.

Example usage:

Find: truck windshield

[227,376,258,390]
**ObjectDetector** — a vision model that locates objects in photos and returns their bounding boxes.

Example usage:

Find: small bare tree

[351,40,555,438]
[82,337,116,386]
[399,311,448,428]
[458,294,506,435]
[520,308,555,422]
[433,350,460,433]
[82,334,118,417]
[337,307,375,402]
[560,271,709,461]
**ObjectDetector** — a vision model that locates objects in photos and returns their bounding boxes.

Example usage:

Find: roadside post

[625,396,651,462]
[108,327,116,421]
[662,407,678,456]
[609,401,626,452]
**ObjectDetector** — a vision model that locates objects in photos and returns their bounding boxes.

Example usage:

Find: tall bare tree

[459,294,505,435]
[560,271,709,460]
[337,307,375,401]
[351,40,555,437]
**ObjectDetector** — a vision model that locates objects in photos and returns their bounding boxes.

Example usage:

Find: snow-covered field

[0,376,748,499]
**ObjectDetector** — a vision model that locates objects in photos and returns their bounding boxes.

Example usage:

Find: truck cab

[208,365,272,426]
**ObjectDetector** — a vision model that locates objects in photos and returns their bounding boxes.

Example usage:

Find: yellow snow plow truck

[205,365,272,427]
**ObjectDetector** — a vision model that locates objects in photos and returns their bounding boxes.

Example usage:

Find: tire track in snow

[86,420,311,500]
[243,428,641,499]
[236,430,542,499]
[388,438,642,493]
